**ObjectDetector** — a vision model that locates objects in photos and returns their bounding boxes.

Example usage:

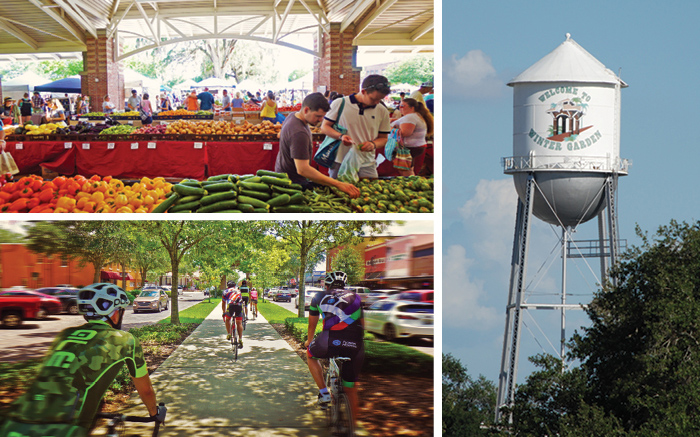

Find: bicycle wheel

[231,324,238,361]
[335,392,354,437]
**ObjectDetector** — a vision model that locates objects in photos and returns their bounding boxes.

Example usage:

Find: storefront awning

[100,271,119,280]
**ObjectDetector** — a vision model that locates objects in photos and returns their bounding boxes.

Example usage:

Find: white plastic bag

[337,146,364,183]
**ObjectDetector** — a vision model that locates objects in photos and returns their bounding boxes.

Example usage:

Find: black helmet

[325,271,348,289]
[227,280,235,288]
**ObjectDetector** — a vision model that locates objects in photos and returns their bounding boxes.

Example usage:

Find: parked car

[36,286,81,314]
[274,291,291,302]
[364,301,434,341]
[268,288,279,298]
[363,289,403,308]
[294,286,323,310]
[133,289,169,313]
[395,290,434,304]
[0,290,63,327]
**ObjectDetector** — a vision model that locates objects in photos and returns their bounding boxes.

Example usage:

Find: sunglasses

[365,83,391,94]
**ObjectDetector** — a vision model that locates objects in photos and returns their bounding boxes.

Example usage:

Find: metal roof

[0,0,433,62]
[508,34,627,87]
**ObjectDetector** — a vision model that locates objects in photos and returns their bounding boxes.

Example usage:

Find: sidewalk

[110,306,332,436]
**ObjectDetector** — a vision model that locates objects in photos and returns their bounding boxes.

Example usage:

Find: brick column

[314,23,362,97]
[82,30,124,110]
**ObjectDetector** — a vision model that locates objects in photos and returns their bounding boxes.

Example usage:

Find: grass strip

[261,301,433,376]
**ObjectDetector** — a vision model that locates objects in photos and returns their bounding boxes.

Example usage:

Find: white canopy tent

[123,69,161,98]
[2,71,49,98]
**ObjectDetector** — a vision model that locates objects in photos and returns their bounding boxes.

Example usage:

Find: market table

[3,140,402,180]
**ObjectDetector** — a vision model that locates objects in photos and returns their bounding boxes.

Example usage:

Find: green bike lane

[106,306,360,436]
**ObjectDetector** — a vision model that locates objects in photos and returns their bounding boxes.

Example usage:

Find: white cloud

[444,50,504,99]
[460,179,519,262]
[443,244,500,330]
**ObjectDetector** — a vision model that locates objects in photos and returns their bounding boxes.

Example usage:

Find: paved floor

[100,307,346,436]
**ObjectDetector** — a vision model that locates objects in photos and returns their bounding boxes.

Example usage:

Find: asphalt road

[268,294,435,356]
[0,291,205,362]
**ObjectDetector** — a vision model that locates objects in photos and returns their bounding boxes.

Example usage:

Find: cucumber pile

[153,170,313,213]
[153,172,434,213]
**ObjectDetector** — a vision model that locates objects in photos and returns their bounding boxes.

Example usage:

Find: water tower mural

[496,34,630,421]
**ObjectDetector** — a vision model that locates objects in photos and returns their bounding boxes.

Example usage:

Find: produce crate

[6,134,27,142]
[193,114,214,120]
[112,115,140,120]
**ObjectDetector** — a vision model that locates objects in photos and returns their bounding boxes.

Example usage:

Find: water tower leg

[496,174,534,423]
[597,209,609,284]
[560,227,568,367]
[605,174,620,286]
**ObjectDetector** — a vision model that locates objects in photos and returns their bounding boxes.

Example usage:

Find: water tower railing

[566,239,628,258]
[502,155,630,174]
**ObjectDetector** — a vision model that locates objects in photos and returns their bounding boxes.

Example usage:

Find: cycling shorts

[241,296,249,305]
[307,330,364,386]
[251,298,258,303]
[224,303,243,320]
[0,419,88,437]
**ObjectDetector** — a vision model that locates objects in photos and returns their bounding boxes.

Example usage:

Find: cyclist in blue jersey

[222,280,244,348]
[0,283,164,437]
[305,271,364,424]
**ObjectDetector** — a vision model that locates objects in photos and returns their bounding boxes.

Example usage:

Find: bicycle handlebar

[96,402,166,436]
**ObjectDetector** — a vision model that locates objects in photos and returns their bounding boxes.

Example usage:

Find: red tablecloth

[5,141,76,174]
[75,140,207,179]
[207,141,279,176]
[3,140,404,179]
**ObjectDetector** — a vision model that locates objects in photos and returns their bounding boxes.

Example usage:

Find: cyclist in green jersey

[239,279,251,320]
[0,283,164,437]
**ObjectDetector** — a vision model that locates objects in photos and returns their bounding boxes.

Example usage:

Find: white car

[294,286,323,310]
[364,301,434,341]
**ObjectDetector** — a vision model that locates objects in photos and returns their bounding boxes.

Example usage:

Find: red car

[0,289,63,327]
[396,290,434,304]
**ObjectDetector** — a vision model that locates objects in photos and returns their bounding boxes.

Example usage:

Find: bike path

[108,306,332,436]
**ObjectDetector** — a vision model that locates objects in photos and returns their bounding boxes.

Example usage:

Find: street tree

[24,221,131,283]
[330,246,365,285]
[265,221,389,317]
[137,221,223,324]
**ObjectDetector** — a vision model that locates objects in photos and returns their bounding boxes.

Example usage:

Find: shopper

[19,93,32,124]
[127,89,141,111]
[140,93,153,125]
[275,92,360,198]
[409,82,433,107]
[232,92,244,108]
[102,95,116,114]
[42,99,66,123]
[221,89,232,112]
[321,74,392,179]
[197,87,215,111]
[391,97,433,175]
[260,91,278,122]
[185,90,199,111]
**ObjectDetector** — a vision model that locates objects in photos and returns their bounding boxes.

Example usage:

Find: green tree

[384,55,434,86]
[511,220,700,435]
[35,60,83,81]
[24,221,130,283]
[442,353,497,436]
[266,221,389,317]
[137,221,222,324]
[0,228,23,243]
[330,246,365,285]
[288,68,309,82]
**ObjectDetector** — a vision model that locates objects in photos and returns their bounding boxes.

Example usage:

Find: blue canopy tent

[33,76,81,94]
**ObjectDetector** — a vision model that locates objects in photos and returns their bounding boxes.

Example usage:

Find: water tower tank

[504,34,628,227]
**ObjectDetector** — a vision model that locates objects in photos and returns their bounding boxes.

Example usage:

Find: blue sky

[442,1,700,384]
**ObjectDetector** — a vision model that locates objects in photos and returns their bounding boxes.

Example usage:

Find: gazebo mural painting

[546,98,589,139]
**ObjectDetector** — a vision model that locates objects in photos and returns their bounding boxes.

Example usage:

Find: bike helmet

[78,283,129,319]
[325,271,348,289]
[227,280,236,288]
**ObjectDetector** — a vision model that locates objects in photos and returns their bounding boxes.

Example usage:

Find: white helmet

[78,283,129,319]
[325,271,348,289]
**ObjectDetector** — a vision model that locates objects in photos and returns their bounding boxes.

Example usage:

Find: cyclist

[239,279,251,320]
[250,287,259,319]
[0,283,164,437]
[222,280,244,348]
[304,271,364,425]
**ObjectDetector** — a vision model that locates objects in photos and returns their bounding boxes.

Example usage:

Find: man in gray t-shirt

[275,93,360,198]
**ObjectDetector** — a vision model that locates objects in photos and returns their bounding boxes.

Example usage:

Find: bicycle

[252,302,258,319]
[324,356,354,436]
[95,402,166,437]
[231,316,239,362]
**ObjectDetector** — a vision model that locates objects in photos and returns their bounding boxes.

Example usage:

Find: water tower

[496,34,630,421]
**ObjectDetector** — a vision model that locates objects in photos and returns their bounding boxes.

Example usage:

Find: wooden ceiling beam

[0,18,40,50]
